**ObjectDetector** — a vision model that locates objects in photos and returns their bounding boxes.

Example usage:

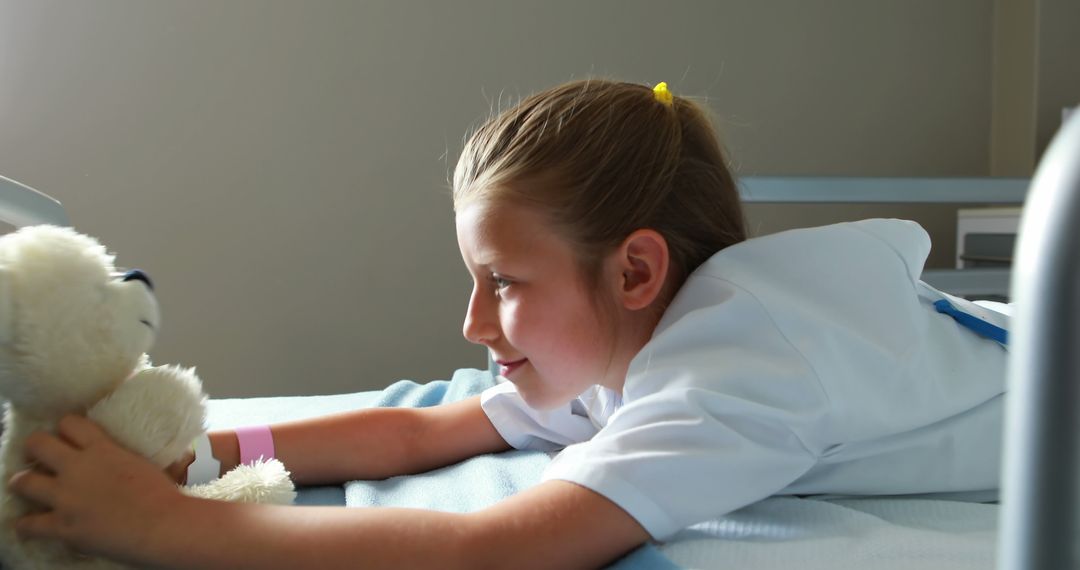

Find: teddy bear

[0,225,296,569]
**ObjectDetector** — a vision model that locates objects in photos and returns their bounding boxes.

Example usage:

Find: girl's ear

[613,229,669,311]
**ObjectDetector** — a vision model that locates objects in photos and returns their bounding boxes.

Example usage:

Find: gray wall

[0,0,1041,396]
[990,0,1080,175]
[1033,0,1080,157]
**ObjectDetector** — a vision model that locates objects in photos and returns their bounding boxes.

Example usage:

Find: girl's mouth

[497,358,528,377]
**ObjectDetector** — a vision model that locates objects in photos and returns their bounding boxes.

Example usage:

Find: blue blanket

[207,368,678,569]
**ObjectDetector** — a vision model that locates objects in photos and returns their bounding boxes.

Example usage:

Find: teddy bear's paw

[184,459,297,505]
[87,364,207,468]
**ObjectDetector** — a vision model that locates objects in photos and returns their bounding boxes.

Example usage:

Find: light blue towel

[208,369,678,569]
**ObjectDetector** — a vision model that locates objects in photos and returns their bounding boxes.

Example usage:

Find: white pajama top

[480,219,1009,540]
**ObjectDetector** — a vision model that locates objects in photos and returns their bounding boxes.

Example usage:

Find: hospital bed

[1,111,1076,569]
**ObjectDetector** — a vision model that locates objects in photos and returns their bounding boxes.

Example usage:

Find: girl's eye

[489,274,514,297]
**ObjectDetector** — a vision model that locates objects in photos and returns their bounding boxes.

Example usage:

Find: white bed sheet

[661,495,997,569]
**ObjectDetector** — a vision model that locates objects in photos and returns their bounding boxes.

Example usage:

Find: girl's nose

[463,289,498,346]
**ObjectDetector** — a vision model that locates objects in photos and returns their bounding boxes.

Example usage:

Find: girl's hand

[7,414,185,560]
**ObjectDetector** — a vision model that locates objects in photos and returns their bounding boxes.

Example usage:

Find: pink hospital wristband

[235,425,276,465]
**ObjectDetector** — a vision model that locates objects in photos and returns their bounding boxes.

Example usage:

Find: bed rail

[998,112,1080,569]
[740,176,1029,204]
[738,176,1026,299]
[0,175,69,227]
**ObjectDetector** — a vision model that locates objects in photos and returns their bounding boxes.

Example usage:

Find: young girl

[8,79,1008,569]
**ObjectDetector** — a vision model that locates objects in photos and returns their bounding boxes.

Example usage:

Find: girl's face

[456,199,620,410]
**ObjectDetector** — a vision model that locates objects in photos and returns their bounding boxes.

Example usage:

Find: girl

[8,79,1007,569]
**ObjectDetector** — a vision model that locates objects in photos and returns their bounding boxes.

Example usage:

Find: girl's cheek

[501,298,526,325]
[499,308,521,341]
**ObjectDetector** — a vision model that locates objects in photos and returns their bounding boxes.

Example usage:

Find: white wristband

[186,432,222,485]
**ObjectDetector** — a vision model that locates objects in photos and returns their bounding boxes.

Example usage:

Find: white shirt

[481,219,1008,540]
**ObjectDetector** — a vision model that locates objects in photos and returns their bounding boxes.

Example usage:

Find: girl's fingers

[56,414,107,449]
[7,469,58,508]
[22,431,74,473]
[13,510,60,541]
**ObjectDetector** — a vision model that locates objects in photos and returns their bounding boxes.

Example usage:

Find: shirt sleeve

[542,275,829,541]
[543,388,818,541]
[480,382,599,452]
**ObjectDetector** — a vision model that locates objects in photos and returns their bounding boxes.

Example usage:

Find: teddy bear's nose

[122,269,154,291]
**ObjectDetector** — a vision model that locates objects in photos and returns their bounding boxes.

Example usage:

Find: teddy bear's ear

[0,265,11,345]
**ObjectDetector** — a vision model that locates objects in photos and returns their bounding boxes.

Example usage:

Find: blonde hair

[453,79,746,302]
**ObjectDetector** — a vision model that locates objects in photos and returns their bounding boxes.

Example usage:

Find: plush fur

[0,226,295,569]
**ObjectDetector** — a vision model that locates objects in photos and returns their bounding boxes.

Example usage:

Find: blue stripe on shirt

[934,299,1008,346]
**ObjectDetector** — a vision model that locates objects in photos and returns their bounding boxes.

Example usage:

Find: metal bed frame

[739,176,1027,299]
[3,113,1078,567]
[998,112,1080,569]
[0,175,69,227]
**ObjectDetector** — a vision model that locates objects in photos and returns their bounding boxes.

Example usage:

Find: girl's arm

[205,395,511,485]
[10,415,649,569]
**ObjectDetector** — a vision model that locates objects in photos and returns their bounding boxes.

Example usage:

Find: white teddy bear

[0,225,295,569]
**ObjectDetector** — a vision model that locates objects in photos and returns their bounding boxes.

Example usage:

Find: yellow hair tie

[653,82,674,106]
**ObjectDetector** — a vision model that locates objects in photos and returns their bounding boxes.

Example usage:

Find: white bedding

[661,496,997,569]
